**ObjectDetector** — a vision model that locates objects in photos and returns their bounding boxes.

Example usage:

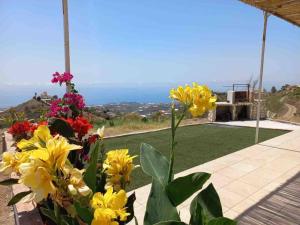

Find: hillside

[266,85,300,123]
[0,98,49,127]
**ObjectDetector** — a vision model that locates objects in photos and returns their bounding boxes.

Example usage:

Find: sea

[0,82,284,109]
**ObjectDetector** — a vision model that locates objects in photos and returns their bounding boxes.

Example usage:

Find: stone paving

[214,119,300,131]
[129,123,300,224]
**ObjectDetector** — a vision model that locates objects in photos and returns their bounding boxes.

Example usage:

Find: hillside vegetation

[0,99,49,128]
[266,85,300,123]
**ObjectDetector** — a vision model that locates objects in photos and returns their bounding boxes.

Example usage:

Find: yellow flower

[44,135,82,169]
[170,85,193,106]
[97,126,105,139]
[65,166,91,196]
[17,125,52,151]
[104,149,136,191]
[170,82,217,117]
[19,159,56,202]
[18,133,82,202]
[0,151,30,174]
[91,187,129,225]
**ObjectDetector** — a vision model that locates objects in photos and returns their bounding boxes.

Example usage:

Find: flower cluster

[2,125,91,203]
[1,123,137,224]
[90,187,129,225]
[8,121,32,140]
[104,149,136,191]
[8,121,48,141]
[170,82,217,117]
[51,72,73,85]
[49,72,86,117]
[63,92,85,110]
[65,116,93,139]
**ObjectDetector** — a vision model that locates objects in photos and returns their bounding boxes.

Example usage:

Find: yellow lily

[17,125,52,151]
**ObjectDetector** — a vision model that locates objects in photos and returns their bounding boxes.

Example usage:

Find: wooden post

[255,11,269,144]
[1,133,6,152]
[62,0,71,93]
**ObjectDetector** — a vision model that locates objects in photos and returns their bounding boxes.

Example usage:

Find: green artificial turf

[104,124,288,190]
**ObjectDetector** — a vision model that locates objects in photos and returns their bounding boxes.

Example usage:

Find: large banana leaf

[140,143,180,225]
[144,179,180,225]
[189,184,223,225]
[166,172,211,207]
[140,143,170,186]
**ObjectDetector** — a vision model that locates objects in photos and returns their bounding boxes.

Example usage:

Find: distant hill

[266,85,300,123]
[0,99,49,127]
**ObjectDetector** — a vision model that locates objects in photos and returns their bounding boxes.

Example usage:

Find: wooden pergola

[240,0,300,27]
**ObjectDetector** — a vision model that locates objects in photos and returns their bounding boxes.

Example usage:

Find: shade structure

[240,0,300,27]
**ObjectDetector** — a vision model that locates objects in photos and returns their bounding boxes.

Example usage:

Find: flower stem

[168,105,186,183]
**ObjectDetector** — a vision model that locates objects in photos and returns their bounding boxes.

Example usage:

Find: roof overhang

[240,0,300,27]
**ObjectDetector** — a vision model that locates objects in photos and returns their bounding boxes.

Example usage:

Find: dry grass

[96,118,208,137]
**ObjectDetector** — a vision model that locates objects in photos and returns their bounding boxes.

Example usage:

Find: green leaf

[49,118,74,138]
[124,192,136,223]
[140,143,170,186]
[0,178,19,186]
[40,207,57,224]
[144,179,180,225]
[155,221,188,225]
[166,172,211,206]
[134,216,139,225]
[189,184,223,225]
[7,190,32,206]
[83,140,100,192]
[207,217,237,225]
[74,201,93,224]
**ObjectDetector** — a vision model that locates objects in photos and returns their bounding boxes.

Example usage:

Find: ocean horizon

[0,81,289,108]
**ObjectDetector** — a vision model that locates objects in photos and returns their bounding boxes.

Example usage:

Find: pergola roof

[240,0,300,27]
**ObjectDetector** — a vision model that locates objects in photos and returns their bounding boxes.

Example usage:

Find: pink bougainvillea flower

[51,72,73,85]
[63,93,85,110]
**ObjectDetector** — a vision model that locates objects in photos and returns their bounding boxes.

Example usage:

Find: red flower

[88,134,98,145]
[8,121,33,140]
[66,116,93,139]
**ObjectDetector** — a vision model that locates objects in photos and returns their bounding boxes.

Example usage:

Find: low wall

[4,133,43,225]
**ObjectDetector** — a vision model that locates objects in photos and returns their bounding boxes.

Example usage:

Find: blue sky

[0,0,299,107]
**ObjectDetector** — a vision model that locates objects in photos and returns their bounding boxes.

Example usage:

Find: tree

[271,86,277,93]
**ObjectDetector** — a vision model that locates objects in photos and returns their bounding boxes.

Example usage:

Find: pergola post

[62,0,71,93]
[255,11,269,144]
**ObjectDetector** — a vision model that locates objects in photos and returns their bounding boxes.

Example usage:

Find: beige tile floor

[129,128,300,224]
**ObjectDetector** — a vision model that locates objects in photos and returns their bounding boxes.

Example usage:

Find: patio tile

[133,184,151,205]
[209,173,233,189]
[217,188,245,208]
[238,167,282,188]
[222,180,258,198]
[224,209,240,219]
[198,161,228,173]
[215,167,248,180]
[179,207,190,223]
[213,154,245,165]
[231,198,256,214]
[229,160,260,173]
[248,189,271,203]
[129,205,146,225]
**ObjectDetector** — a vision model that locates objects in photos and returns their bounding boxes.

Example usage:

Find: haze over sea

[0,81,286,108]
